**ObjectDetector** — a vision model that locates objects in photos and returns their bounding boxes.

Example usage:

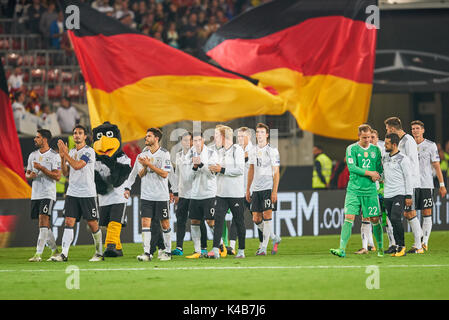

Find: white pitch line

[1,264,449,273]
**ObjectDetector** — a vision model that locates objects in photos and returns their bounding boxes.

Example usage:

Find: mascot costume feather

[93,122,132,257]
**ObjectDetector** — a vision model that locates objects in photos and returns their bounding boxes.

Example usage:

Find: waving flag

[61,0,285,143]
[0,61,31,199]
[205,0,378,140]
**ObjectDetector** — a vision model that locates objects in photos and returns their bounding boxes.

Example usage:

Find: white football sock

[61,227,74,257]
[191,224,201,253]
[422,215,432,246]
[367,223,375,247]
[162,228,172,253]
[142,227,151,254]
[36,227,48,255]
[361,222,370,250]
[408,217,423,249]
[92,229,103,255]
[46,228,58,252]
[229,240,236,250]
[385,216,396,247]
[262,220,272,250]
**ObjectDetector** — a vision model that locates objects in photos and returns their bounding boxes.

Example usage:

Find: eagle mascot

[93,122,132,257]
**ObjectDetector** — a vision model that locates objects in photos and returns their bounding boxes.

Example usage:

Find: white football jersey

[216,144,245,198]
[95,153,131,207]
[187,145,218,200]
[382,151,413,198]
[174,149,194,199]
[417,139,440,189]
[66,145,97,198]
[398,134,420,189]
[248,143,280,192]
[27,149,61,201]
[125,147,172,201]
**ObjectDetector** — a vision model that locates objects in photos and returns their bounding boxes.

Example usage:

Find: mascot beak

[94,136,120,157]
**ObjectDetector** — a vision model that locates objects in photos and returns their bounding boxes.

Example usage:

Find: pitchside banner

[2,190,449,247]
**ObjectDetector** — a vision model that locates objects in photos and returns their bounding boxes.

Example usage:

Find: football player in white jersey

[124,128,172,261]
[383,133,414,257]
[246,123,281,256]
[26,129,61,262]
[385,117,423,253]
[411,120,447,251]
[228,127,263,254]
[171,132,209,256]
[185,131,219,259]
[53,125,103,262]
[207,126,247,259]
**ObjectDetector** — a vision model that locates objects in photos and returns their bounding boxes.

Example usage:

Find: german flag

[0,61,31,199]
[205,0,378,140]
[61,0,285,143]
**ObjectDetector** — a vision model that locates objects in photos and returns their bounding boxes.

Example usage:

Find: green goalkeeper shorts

[344,192,381,218]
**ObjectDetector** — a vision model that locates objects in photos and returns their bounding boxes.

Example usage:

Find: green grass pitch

[1,231,449,300]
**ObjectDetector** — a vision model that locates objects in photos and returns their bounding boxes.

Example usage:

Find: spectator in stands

[119,12,135,28]
[39,2,58,48]
[197,10,207,28]
[164,22,180,48]
[56,96,80,133]
[25,90,41,115]
[50,11,65,50]
[7,66,23,93]
[133,1,147,26]
[27,0,46,34]
[202,15,220,39]
[14,0,30,33]
[180,13,200,55]
[12,91,27,131]
[40,103,53,122]
[328,158,348,189]
[92,0,114,14]
[312,145,333,189]
[116,0,135,21]
[166,2,179,24]
[123,140,142,167]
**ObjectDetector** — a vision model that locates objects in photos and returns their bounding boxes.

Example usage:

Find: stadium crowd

[7,0,271,56]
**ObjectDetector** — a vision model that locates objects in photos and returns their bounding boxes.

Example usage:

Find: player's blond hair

[219,125,234,141]
[411,120,425,128]
[358,124,372,135]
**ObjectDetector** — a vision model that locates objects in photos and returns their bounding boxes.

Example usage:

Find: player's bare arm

[246,164,254,202]
[432,161,447,197]
[271,166,280,204]
[32,162,61,181]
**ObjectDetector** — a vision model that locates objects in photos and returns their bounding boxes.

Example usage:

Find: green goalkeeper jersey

[345,143,383,197]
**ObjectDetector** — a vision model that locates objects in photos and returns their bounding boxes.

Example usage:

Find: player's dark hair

[147,127,163,141]
[384,117,402,130]
[192,131,203,138]
[182,131,192,139]
[385,133,400,146]
[73,124,88,135]
[256,122,269,134]
[37,129,52,142]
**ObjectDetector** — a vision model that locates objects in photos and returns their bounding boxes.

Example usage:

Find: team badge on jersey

[364,152,368,157]
[371,152,376,158]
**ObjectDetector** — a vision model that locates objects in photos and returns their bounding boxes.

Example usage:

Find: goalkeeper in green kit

[330,124,384,258]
